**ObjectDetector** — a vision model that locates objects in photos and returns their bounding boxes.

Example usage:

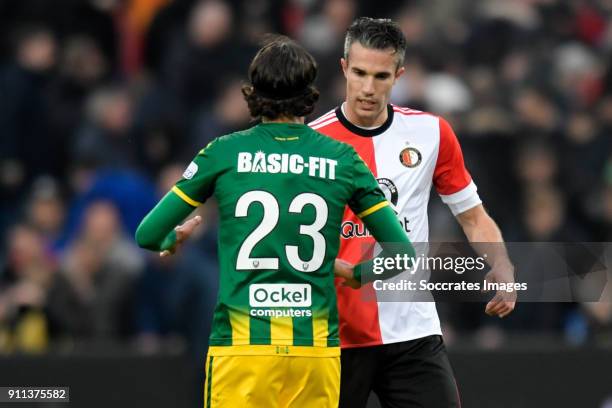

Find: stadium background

[0,0,611,407]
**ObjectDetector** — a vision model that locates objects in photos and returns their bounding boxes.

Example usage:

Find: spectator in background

[59,167,158,248]
[553,42,602,109]
[162,0,252,112]
[78,201,144,276]
[25,177,66,254]
[300,0,356,55]
[560,111,611,237]
[116,0,174,76]
[46,201,142,344]
[511,87,561,138]
[507,139,589,240]
[134,119,186,177]
[134,229,218,358]
[300,0,357,99]
[0,224,56,353]
[46,35,110,179]
[0,0,118,67]
[143,0,195,75]
[521,187,571,241]
[72,84,137,170]
[190,77,251,153]
[515,141,559,189]
[581,259,612,346]
[0,26,57,234]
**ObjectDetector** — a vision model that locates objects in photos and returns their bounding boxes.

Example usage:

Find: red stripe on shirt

[308,110,336,126]
[392,107,429,116]
[310,119,383,347]
[433,117,472,195]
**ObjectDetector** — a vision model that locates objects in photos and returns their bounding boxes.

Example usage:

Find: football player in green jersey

[135,35,415,408]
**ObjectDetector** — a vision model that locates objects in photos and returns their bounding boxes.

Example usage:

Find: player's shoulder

[308,108,339,127]
[197,127,258,154]
[219,126,258,142]
[390,104,439,121]
[308,125,355,156]
[390,104,456,135]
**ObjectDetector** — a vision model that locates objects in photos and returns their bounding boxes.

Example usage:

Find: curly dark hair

[241,35,319,120]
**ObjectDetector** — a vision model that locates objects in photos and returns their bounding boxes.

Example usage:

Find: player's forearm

[458,205,513,271]
[460,207,503,242]
[135,191,195,251]
[355,206,416,283]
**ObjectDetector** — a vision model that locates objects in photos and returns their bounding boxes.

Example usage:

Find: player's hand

[483,262,516,318]
[160,215,202,257]
[334,259,360,289]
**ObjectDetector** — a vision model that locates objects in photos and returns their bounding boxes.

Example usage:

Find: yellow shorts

[203,345,340,408]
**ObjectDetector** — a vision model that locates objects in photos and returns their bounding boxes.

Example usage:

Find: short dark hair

[344,17,407,68]
[242,35,319,120]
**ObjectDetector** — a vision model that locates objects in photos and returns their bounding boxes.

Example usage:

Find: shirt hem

[208,345,340,357]
[340,330,443,349]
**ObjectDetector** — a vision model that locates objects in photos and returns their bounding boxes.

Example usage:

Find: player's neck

[342,102,388,129]
[262,116,304,124]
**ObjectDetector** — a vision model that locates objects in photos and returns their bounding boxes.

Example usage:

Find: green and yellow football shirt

[172,122,387,352]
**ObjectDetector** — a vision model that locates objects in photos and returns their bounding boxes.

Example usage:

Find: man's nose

[362,77,375,95]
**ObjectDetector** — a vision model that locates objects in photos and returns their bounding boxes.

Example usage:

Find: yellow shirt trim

[312,311,329,348]
[270,315,293,346]
[207,345,340,357]
[171,186,201,207]
[229,310,250,346]
[357,201,389,218]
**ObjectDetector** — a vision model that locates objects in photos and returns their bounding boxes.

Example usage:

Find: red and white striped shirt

[310,104,481,348]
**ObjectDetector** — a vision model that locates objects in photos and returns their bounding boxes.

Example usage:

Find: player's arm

[135,192,202,254]
[135,140,220,255]
[336,204,416,287]
[339,149,416,286]
[434,117,515,317]
[456,205,515,318]
[357,205,416,283]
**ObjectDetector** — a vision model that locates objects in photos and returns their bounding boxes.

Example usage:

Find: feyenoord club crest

[399,147,422,168]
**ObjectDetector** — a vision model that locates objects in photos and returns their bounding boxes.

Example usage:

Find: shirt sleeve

[173,139,222,207]
[347,149,389,218]
[434,117,481,215]
[355,204,416,283]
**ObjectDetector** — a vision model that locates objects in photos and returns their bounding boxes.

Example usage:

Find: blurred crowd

[0,0,611,356]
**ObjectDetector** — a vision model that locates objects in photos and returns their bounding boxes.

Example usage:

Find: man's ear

[394,66,406,84]
[341,58,348,78]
